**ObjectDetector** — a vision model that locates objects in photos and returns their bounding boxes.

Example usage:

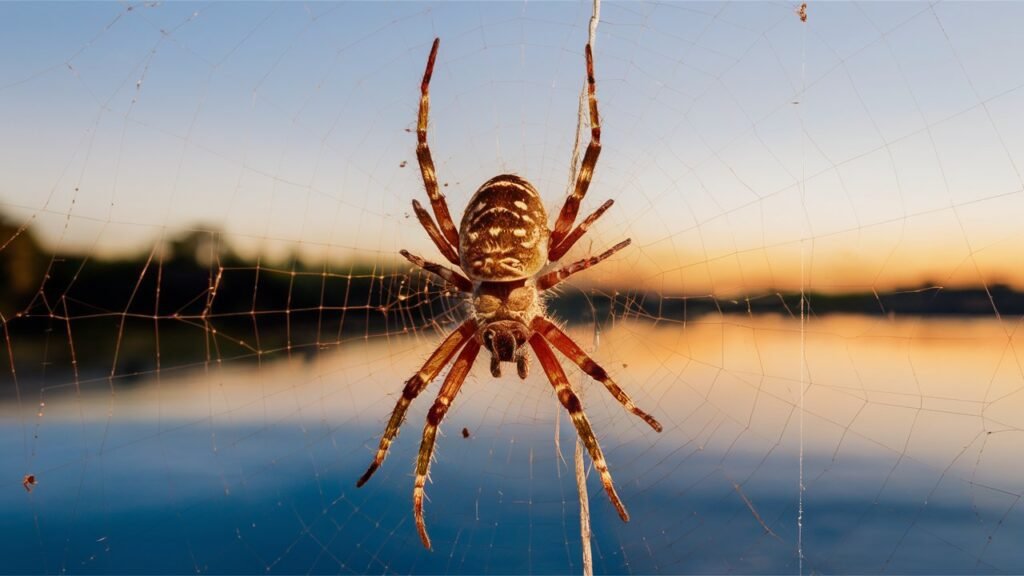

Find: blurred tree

[0,218,45,317]
[163,226,239,269]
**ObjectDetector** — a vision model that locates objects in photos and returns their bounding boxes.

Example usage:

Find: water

[2,315,1022,574]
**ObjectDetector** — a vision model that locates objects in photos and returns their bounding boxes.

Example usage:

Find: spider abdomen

[459,174,549,281]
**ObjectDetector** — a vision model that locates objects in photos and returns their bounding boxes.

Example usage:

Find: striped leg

[356,319,477,487]
[529,333,630,522]
[417,38,460,249]
[400,250,472,293]
[532,317,662,432]
[537,238,630,291]
[548,198,614,262]
[413,338,482,549]
[412,199,460,266]
[550,44,602,250]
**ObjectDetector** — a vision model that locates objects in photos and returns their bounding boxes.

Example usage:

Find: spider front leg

[532,317,662,432]
[412,199,460,266]
[357,319,477,487]
[400,250,472,293]
[550,44,602,253]
[548,198,614,262]
[416,38,460,251]
[537,238,630,291]
[413,337,482,550]
[529,333,630,522]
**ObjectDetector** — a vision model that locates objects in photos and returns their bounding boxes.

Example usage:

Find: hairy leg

[413,338,481,549]
[537,238,630,291]
[400,250,472,293]
[532,317,662,432]
[412,199,461,266]
[417,38,460,249]
[548,198,614,262]
[529,333,630,522]
[550,44,602,250]
[356,319,477,487]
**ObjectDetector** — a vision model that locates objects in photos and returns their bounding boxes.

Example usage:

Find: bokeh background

[2,2,1023,574]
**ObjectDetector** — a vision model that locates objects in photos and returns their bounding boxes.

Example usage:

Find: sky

[1,1,1023,295]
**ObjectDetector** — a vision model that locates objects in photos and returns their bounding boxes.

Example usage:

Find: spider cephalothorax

[357,38,662,550]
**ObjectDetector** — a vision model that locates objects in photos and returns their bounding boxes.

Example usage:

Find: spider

[356,38,663,550]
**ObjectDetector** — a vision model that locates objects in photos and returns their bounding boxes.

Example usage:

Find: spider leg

[413,337,482,550]
[417,38,460,249]
[400,250,473,293]
[531,317,662,432]
[550,44,602,250]
[412,199,460,266]
[536,238,630,291]
[548,198,614,262]
[529,333,630,522]
[357,319,477,488]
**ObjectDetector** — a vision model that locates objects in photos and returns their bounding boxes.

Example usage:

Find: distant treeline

[0,219,1020,384]
[558,284,1022,325]
[0,221,460,385]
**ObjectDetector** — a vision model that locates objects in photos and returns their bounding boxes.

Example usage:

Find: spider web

[2,2,1024,574]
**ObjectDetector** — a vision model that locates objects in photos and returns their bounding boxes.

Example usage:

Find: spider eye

[483,330,494,347]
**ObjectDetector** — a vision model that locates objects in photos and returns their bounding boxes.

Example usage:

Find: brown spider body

[460,174,549,281]
[357,38,662,551]
[460,174,551,377]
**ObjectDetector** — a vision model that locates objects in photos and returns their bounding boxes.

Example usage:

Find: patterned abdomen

[459,175,549,281]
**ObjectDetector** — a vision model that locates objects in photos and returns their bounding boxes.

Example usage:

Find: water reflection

[2,315,1022,573]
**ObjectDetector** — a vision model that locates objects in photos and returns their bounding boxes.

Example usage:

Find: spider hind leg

[413,338,482,549]
[356,319,477,488]
[532,317,662,432]
[529,333,630,522]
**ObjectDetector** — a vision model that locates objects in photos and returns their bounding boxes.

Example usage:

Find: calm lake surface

[3,315,1022,574]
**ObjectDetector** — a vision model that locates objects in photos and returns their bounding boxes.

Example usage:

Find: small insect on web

[355,38,663,550]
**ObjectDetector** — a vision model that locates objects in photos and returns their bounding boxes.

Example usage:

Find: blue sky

[2,2,1023,293]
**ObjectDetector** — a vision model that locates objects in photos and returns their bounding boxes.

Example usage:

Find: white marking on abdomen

[494,179,538,197]
[469,206,522,226]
